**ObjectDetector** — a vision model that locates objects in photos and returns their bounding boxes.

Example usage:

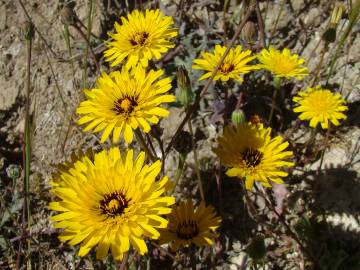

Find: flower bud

[176,66,193,108]
[241,21,257,44]
[231,108,246,125]
[322,4,344,44]
[20,21,35,41]
[330,4,344,28]
[60,6,77,26]
[174,130,193,155]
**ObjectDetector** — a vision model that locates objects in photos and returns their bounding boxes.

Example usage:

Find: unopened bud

[176,66,193,108]
[60,6,77,26]
[231,109,246,125]
[20,21,35,41]
[322,4,344,44]
[174,130,192,155]
[241,21,257,44]
[330,4,344,28]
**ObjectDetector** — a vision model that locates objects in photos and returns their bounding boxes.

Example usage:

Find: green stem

[135,129,156,162]
[63,25,75,74]
[25,33,32,270]
[268,77,281,124]
[171,153,187,194]
[188,120,205,201]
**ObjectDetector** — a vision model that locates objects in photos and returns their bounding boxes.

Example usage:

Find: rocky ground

[0,0,359,269]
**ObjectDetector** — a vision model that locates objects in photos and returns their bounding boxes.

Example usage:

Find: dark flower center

[112,96,138,116]
[100,191,130,218]
[176,220,199,240]
[241,147,263,168]
[220,63,235,73]
[130,32,149,46]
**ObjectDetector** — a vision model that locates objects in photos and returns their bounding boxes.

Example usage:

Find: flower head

[76,66,175,144]
[192,45,258,83]
[104,9,178,69]
[257,46,308,80]
[159,200,221,251]
[293,85,348,129]
[213,123,294,190]
[49,148,175,260]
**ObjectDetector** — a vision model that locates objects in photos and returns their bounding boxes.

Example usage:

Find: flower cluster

[48,7,349,266]
[50,9,221,262]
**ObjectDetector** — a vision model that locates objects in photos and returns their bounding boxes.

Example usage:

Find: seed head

[20,21,35,41]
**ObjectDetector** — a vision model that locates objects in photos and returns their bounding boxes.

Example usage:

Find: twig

[135,129,157,162]
[255,0,266,48]
[82,0,94,88]
[72,23,101,75]
[18,0,61,59]
[164,3,256,156]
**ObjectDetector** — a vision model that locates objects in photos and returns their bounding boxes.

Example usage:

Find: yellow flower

[49,148,175,261]
[213,123,294,190]
[257,46,308,80]
[104,9,178,69]
[159,199,221,251]
[76,66,175,144]
[293,85,348,129]
[192,44,258,83]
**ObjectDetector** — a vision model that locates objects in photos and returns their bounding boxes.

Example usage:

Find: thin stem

[164,3,256,156]
[63,25,75,74]
[303,127,317,153]
[23,29,32,270]
[268,77,281,124]
[188,120,205,201]
[171,153,187,194]
[255,0,266,48]
[135,129,157,162]
[119,252,129,270]
[151,242,177,261]
[311,44,327,86]
[82,0,93,88]
[72,23,101,75]
[223,86,229,124]
[318,125,331,171]
[268,0,285,44]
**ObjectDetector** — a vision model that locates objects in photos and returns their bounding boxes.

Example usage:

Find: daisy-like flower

[257,46,308,80]
[49,147,175,261]
[293,85,348,129]
[213,122,294,190]
[192,44,258,83]
[76,66,175,144]
[159,199,221,251]
[104,9,178,68]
